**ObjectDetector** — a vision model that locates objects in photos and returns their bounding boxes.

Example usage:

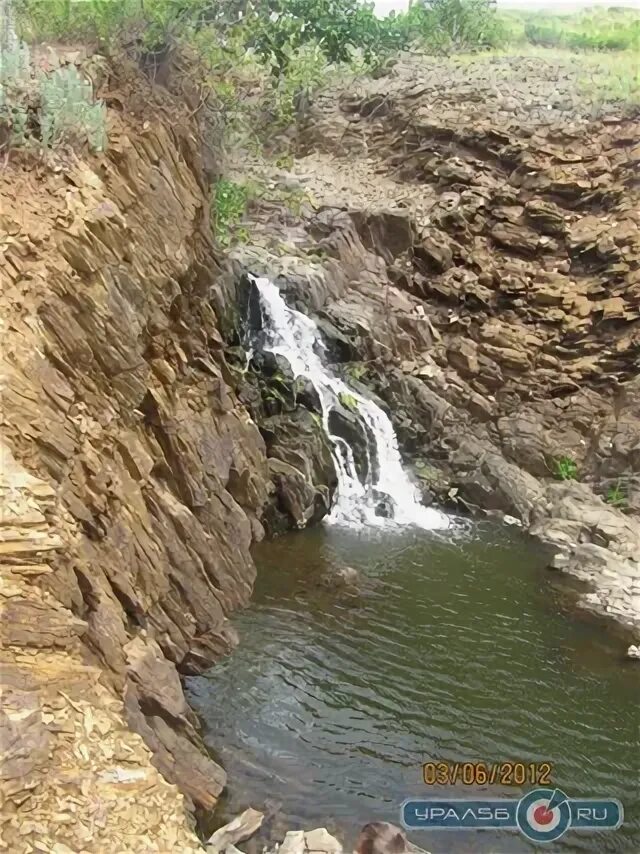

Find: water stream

[187,279,638,852]
[251,276,446,529]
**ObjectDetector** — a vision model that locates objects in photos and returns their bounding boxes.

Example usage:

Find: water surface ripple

[187,524,639,853]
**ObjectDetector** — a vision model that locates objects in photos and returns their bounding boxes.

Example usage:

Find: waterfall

[250,276,448,530]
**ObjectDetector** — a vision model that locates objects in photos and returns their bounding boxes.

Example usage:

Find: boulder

[206,808,264,853]
[524,199,568,236]
[490,222,540,255]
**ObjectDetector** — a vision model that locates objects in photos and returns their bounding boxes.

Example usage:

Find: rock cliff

[0,64,275,850]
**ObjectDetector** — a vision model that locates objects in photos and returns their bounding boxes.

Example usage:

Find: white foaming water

[251,276,448,530]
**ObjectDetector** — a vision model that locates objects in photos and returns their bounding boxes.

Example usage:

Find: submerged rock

[318,565,361,590]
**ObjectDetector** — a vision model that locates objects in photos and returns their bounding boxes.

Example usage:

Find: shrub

[270,40,328,125]
[0,40,106,152]
[0,40,32,146]
[552,456,578,481]
[420,0,505,52]
[14,0,143,43]
[40,66,107,150]
[212,178,248,246]
[242,0,406,72]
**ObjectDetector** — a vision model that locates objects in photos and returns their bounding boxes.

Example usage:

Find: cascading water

[250,276,448,530]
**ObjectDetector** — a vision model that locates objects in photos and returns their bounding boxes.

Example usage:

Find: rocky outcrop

[0,444,204,852]
[0,64,276,845]
[263,410,337,531]
[232,54,640,639]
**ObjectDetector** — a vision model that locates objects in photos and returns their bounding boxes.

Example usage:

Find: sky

[373,0,636,12]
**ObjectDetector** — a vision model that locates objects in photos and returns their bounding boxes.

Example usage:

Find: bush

[212,178,248,246]
[419,0,505,52]
[270,40,329,125]
[239,0,405,72]
[1,39,107,153]
[0,39,31,146]
[14,0,143,43]
[40,66,107,150]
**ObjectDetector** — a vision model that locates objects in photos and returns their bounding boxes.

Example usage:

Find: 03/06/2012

[422,761,554,787]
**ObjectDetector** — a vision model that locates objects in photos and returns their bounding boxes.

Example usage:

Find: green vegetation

[345,362,368,382]
[212,178,249,246]
[339,391,359,412]
[498,6,639,52]
[605,481,627,508]
[7,0,637,160]
[4,0,637,185]
[0,41,106,154]
[552,456,578,482]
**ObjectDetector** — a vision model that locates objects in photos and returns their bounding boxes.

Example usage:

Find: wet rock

[236,274,263,339]
[453,444,545,525]
[315,315,358,362]
[294,377,322,414]
[262,410,337,532]
[268,458,323,529]
[319,566,361,589]
[548,543,640,631]
[328,405,371,485]
[627,645,640,660]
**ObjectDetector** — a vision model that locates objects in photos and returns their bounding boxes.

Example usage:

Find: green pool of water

[187,522,639,852]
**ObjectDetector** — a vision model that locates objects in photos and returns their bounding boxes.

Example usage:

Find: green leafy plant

[339,391,359,412]
[552,455,578,481]
[1,39,106,153]
[212,178,248,246]
[269,40,328,126]
[605,481,627,508]
[40,66,107,151]
[345,362,367,381]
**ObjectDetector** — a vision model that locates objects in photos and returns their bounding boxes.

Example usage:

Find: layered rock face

[0,75,275,847]
[235,54,640,636]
